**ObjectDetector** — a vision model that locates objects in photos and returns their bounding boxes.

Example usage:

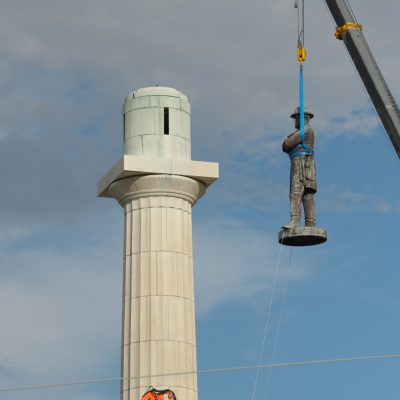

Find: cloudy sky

[1,0,400,399]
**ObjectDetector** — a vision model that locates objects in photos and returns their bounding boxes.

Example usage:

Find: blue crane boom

[325,0,400,158]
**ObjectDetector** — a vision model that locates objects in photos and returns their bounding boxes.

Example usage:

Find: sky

[1,0,400,399]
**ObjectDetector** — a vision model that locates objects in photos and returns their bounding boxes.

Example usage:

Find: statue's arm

[282,130,302,153]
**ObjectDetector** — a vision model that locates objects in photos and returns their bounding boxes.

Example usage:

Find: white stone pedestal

[108,175,206,400]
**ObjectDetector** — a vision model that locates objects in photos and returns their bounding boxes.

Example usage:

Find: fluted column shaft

[109,174,205,400]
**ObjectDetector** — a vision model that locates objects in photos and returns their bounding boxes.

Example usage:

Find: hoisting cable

[299,64,305,143]
[250,242,283,400]
[262,248,294,400]
[288,0,314,159]
[298,0,306,147]
[296,0,306,63]
[288,0,314,161]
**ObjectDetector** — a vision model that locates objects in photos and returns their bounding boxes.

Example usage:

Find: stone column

[98,87,218,400]
[109,175,204,400]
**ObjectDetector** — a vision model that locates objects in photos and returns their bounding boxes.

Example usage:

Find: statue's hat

[290,107,314,119]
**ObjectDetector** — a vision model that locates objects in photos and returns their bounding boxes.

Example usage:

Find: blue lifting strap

[289,64,314,159]
[300,64,305,143]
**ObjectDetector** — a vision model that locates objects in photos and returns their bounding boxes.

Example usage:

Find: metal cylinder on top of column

[123,86,191,160]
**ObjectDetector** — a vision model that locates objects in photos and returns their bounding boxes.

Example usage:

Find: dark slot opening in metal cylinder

[164,107,169,135]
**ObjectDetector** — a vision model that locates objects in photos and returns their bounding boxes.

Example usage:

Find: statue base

[278,226,327,247]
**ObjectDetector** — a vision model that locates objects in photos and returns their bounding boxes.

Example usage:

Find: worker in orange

[141,387,176,400]
[282,107,317,229]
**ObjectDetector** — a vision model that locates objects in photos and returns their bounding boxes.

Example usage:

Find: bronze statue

[282,107,317,229]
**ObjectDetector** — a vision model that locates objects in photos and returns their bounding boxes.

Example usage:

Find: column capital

[108,175,206,206]
[98,155,219,198]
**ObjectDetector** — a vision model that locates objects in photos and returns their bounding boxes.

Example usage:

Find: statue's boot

[281,220,300,229]
[281,190,302,229]
[303,191,316,227]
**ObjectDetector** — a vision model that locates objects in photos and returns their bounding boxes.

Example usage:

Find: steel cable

[250,241,283,400]
[262,247,294,400]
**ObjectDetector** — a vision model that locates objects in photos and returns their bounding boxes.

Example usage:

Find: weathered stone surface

[110,173,200,400]
[97,155,218,198]
[278,226,327,246]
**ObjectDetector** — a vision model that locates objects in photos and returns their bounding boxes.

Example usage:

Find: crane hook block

[297,47,307,63]
[335,23,362,40]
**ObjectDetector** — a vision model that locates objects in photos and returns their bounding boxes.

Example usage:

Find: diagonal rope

[263,247,294,400]
[250,242,283,400]
[2,353,400,394]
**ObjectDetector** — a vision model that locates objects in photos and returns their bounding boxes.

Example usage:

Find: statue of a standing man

[282,107,317,229]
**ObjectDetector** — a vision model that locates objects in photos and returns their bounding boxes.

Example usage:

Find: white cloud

[193,218,314,315]
[320,185,393,214]
[0,225,37,242]
[0,233,122,395]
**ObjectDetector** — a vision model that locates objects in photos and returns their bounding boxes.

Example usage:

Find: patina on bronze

[282,107,317,229]
[279,108,327,246]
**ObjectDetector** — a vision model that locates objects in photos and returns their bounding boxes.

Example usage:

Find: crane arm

[325,0,400,158]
